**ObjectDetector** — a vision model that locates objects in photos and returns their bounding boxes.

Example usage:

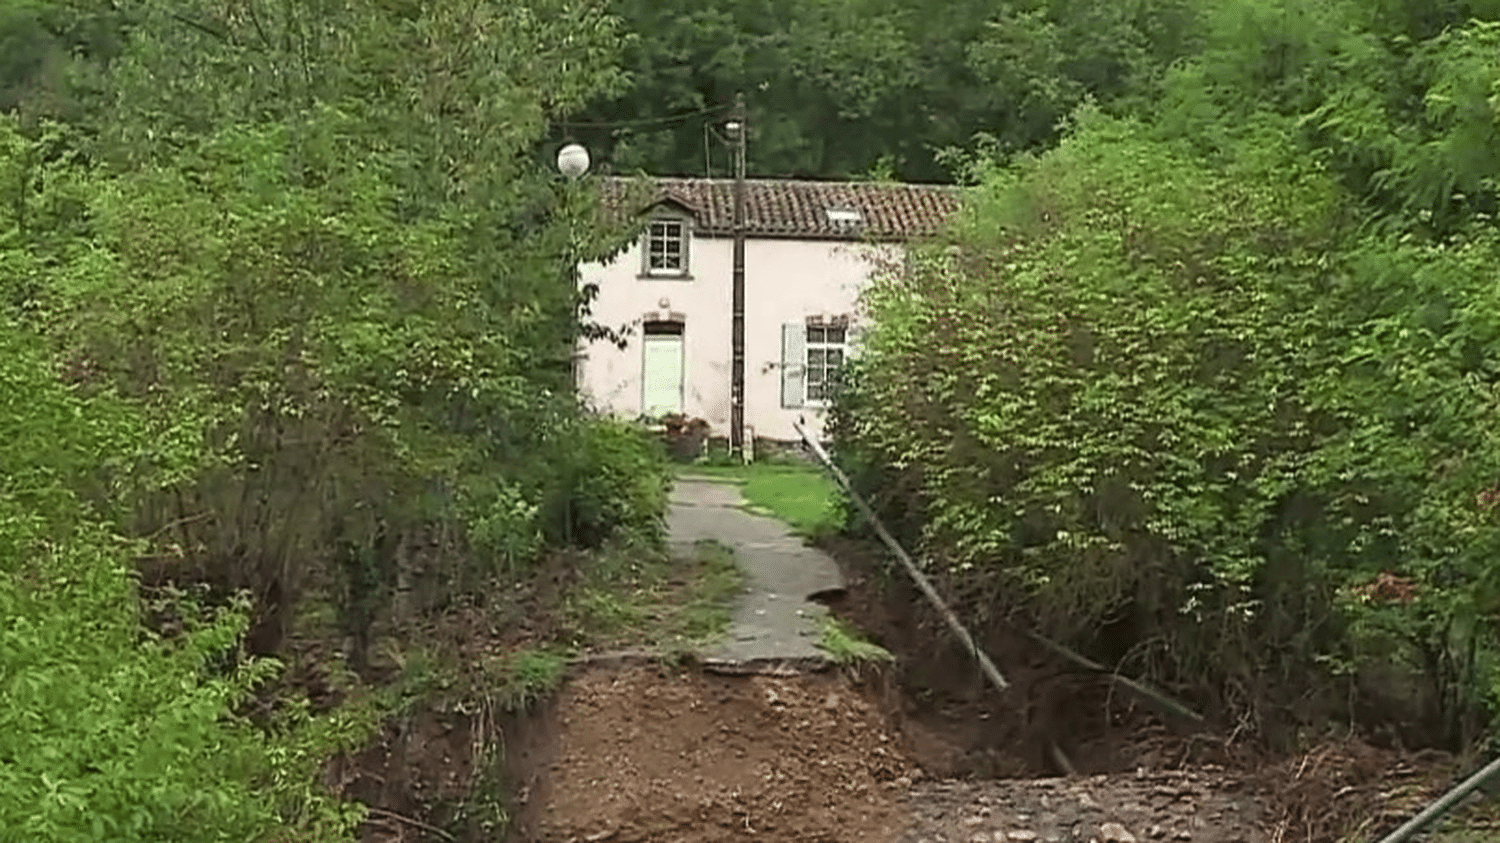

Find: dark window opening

[643,319,685,337]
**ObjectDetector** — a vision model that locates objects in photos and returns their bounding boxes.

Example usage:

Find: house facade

[576,177,959,443]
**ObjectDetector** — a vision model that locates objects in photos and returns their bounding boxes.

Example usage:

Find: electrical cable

[550,103,733,131]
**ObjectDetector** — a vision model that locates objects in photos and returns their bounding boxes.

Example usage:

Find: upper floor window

[643,217,690,277]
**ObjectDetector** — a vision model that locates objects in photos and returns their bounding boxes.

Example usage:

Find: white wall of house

[577,229,899,442]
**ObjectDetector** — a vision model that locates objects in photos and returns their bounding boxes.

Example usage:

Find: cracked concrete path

[668,474,845,672]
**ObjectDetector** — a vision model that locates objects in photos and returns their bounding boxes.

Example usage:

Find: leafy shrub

[0,321,360,842]
[835,110,1500,743]
[538,416,671,549]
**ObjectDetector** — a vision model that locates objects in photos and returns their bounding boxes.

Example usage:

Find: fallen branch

[365,807,456,841]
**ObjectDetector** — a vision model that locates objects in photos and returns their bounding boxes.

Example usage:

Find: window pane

[806,326,825,343]
[807,367,824,385]
[826,349,844,367]
[664,221,682,238]
[826,327,847,344]
[807,348,825,367]
[807,382,826,401]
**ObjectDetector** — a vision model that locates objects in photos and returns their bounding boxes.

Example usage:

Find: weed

[565,586,650,639]
[556,538,744,652]
[657,646,699,673]
[816,616,894,666]
[661,540,743,645]
[495,647,569,710]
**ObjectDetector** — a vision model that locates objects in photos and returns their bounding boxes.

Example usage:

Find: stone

[1099,823,1137,843]
[1008,832,1039,841]
[1148,826,1165,839]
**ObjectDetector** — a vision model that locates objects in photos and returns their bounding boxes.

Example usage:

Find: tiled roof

[600,176,961,241]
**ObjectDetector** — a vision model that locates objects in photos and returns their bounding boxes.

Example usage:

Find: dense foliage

[1,1,669,839]
[5,0,1500,833]
[835,1,1500,748]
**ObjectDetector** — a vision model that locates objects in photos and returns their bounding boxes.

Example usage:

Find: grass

[559,538,745,652]
[678,461,842,537]
[815,615,894,666]
[491,646,570,710]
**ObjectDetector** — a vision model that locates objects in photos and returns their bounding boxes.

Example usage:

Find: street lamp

[557,142,590,179]
[557,142,590,396]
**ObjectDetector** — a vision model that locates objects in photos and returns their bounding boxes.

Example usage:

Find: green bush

[539,416,671,549]
[0,321,360,843]
[834,110,1500,742]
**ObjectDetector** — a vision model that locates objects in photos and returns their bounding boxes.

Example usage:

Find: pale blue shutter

[780,323,806,408]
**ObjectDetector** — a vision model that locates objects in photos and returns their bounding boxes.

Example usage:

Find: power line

[553,103,733,131]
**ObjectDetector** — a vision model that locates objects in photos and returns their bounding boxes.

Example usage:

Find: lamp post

[557,142,590,394]
[557,142,590,179]
[726,93,747,463]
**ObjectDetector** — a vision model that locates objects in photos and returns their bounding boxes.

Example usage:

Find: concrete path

[669,475,846,674]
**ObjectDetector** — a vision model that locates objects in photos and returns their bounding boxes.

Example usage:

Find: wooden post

[794,421,1010,693]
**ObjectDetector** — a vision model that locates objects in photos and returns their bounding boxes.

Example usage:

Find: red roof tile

[600,176,961,241]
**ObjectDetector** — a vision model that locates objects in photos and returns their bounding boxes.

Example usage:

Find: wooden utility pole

[729,93,748,462]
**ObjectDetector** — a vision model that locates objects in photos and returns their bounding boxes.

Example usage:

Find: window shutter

[780,322,806,408]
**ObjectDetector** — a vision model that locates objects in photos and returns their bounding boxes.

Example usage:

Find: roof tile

[601,176,961,241]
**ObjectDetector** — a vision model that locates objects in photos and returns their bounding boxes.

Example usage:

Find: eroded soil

[322,532,1494,843]
[512,664,1270,843]
[520,666,912,842]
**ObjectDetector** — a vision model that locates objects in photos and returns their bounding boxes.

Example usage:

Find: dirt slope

[513,665,1269,843]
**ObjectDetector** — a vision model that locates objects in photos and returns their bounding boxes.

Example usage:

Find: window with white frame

[803,324,847,403]
[643,216,689,276]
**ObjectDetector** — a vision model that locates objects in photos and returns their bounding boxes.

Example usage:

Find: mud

[519,665,912,843]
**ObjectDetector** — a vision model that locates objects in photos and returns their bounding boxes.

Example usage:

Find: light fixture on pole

[557,142,590,179]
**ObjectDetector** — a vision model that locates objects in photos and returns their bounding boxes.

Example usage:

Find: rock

[963,815,986,828]
[1173,833,1191,841]
[1008,832,1039,841]
[1099,823,1137,843]
[972,835,992,843]
[1148,826,1165,839]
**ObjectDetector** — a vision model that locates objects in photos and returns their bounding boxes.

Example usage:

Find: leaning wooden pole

[795,421,1209,732]
[1372,753,1500,843]
[794,421,1010,692]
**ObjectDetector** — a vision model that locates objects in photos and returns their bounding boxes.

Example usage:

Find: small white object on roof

[825,207,863,224]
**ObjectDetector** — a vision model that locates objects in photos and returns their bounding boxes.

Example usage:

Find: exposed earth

[508,476,1273,843]
[338,473,1494,843]
[515,665,1270,843]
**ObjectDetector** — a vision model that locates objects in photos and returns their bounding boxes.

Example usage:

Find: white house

[576,177,960,444]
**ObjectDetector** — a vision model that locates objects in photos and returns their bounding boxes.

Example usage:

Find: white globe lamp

[557,142,590,178]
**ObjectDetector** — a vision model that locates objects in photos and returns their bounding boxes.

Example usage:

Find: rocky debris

[897,770,1267,843]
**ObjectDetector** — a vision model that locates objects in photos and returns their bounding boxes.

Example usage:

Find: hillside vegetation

[833,1,1500,751]
[4,0,1500,838]
[1,2,669,839]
